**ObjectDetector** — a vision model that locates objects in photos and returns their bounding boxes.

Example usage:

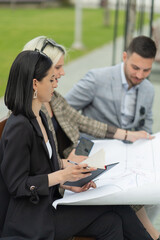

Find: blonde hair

[23,36,66,65]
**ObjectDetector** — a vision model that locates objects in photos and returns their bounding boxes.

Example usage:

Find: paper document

[53,132,160,208]
[81,149,106,169]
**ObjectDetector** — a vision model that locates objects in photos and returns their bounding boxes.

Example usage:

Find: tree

[124,0,137,49]
[101,0,110,26]
[103,0,111,26]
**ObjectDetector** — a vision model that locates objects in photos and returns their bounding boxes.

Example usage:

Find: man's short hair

[127,35,157,59]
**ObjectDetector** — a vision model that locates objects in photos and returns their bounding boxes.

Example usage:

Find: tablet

[75,137,94,156]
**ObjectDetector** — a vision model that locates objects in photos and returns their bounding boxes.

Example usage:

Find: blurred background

[0,0,160,121]
[1,0,160,126]
[0,1,159,92]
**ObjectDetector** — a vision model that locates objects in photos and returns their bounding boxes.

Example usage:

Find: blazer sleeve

[1,118,49,199]
[65,69,96,110]
[60,95,116,139]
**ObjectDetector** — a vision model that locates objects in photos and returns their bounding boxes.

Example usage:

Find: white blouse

[46,140,52,159]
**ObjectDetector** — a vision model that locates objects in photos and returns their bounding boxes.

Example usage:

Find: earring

[33,89,37,99]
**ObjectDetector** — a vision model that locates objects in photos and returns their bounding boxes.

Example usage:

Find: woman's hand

[48,163,97,187]
[61,163,96,184]
[62,149,87,168]
[62,181,96,193]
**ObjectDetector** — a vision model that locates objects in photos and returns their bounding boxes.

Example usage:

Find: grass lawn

[0,7,159,97]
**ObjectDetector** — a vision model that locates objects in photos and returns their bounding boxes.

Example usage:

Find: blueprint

[53,132,160,209]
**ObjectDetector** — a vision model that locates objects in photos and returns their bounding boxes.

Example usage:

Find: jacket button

[30,185,36,191]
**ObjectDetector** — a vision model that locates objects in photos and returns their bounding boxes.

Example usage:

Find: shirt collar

[121,62,127,86]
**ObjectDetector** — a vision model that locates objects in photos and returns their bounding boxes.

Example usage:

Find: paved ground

[0,33,160,231]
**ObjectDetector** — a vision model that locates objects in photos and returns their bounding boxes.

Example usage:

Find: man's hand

[127,130,154,142]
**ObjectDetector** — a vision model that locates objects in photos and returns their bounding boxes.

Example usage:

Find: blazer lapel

[111,64,123,127]
[50,93,75,143]
[41,104,59,155]
[51,102,74,144]
[30,116,54,171]
[129,86,144,128]
[41,112,60,171]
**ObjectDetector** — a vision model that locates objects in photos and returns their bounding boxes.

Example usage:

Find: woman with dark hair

[0,50,154,240]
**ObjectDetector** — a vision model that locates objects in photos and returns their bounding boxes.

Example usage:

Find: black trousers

[55,205,153,240]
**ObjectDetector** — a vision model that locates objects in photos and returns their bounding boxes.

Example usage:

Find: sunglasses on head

[40,38,65,53]
[34,48,48,57]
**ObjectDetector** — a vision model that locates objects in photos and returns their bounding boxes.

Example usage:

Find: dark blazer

[0,112,61,240]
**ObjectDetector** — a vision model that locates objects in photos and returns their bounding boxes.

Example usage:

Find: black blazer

[0,112,61,240]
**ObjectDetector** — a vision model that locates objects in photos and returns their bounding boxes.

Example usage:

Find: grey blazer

[65,64,154,133]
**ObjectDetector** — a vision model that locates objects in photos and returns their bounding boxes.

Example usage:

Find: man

[65,36,157,135]
[65,36,160,236]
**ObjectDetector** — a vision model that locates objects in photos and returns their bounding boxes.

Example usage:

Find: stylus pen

[67,160,90,169]
[67,160,78,165]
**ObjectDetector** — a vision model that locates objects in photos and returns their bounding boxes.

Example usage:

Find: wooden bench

[0,117,7,138]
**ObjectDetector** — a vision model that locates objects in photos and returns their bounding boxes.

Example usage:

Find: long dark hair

[5,50,53,118]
